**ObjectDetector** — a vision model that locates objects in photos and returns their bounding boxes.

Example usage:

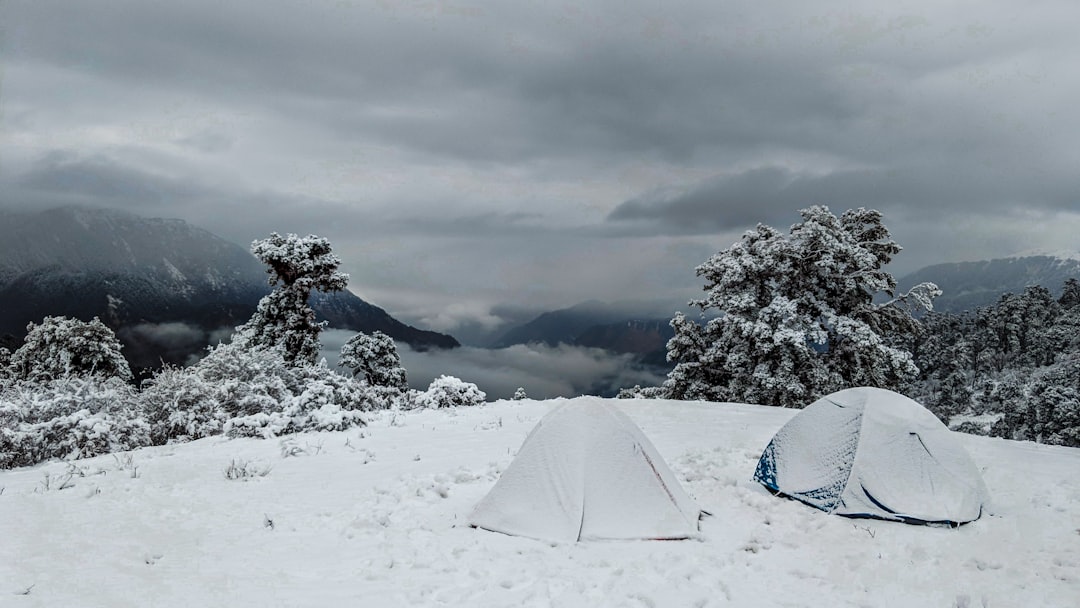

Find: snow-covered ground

[2,398,1078,607]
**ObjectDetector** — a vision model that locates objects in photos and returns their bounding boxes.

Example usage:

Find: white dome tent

[753,387,990,525]
[469,398,704,542]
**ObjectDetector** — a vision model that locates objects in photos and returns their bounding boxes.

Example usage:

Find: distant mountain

[492,300,627,349]
[0,207,457,371]
[575,318,675,367]
[574,319,674,356]
[492,300,677,366]
[898,254,1080,312]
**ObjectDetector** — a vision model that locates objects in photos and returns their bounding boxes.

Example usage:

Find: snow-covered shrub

[951,420,992,436]
[139,364,226,445]
[143,342,377,442]
[616,385,666,399]
[339,331,408,391]
[223,458,272,481]
[9,316,132,383]
[512,387,528,400]
[193,342,293,418]
[0,376,148,469]
[224,363,368,438]
[414,375,486,409]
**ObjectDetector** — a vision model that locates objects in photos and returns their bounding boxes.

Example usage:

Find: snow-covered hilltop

[2,398,1076,607]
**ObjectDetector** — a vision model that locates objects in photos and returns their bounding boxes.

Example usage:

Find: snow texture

[755,387,989,524]
[469,398,701,542]
[2,398,1077,607]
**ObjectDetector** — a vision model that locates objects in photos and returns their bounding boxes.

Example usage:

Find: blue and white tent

[753,387,989,525]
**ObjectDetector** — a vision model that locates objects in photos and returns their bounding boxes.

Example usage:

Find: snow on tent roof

[469,398,703,542]
[753,387,989,525]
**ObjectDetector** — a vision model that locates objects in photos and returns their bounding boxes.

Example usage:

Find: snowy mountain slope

[2,398,1077,607]
[0,207,458,367]
[898,255,1080,312]
[492,300,677,369]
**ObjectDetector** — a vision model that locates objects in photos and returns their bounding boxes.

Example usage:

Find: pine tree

[664,206,938,407]
[0,347,11,388]
[1058,278,1080,309]
[664,311,715,400]
[339,331,408,391]
[929,342,973,422]
[1022,360,1080,447]
[9,316,132,383]
[512,387,528,400]
[234,233,349,366]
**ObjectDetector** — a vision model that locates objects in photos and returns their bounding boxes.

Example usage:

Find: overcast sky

[3,0,1078,338]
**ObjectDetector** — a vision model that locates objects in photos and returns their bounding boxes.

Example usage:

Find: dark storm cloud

[0,1,956,167]
[3,0,1080,329]
[607,164,1080,235]
[11,151,210,210]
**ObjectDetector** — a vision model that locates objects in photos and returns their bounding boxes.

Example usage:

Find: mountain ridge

[492,299,678,366]
[0,206,458,370]
[898,254,1080,312]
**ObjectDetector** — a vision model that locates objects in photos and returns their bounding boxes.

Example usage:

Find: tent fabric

[469,398,703,542]
[753,387,989,525]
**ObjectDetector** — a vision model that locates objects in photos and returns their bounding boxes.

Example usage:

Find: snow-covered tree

[339,331,408,391]
[1059,278,1080,309]
[9,316,132,383]
[234,233,349,366]
[414,375,486,409]
[664,311,716,401]
[929,342,974,422]
[664,206,938,407]
[992,357,1080,447]
[512,387,528,400]
[1027,360,1080,447]
[0,347,11,388]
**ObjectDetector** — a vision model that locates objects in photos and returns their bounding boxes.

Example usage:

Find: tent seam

[832,397,865,514]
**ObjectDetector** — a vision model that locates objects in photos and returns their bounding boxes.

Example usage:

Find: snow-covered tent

[469,398,703,542]
[753,387,989,525]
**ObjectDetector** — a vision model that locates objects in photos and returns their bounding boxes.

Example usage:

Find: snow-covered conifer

[339,331,408,391]
[1027,360,1080,447]
[512,387,528,400]
[0,347,11,389]
[929,342,974,422]
[1059,278,1080,309]
[9,316,132,383]
[664,206,936,407]
[664,312,715,401]
[234,233,349,366]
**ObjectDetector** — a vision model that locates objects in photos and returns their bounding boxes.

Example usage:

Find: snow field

[2,397,1078,607]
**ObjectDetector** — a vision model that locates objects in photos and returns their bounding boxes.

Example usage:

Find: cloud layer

[4,0,1079,334]
[319,330,666,400]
